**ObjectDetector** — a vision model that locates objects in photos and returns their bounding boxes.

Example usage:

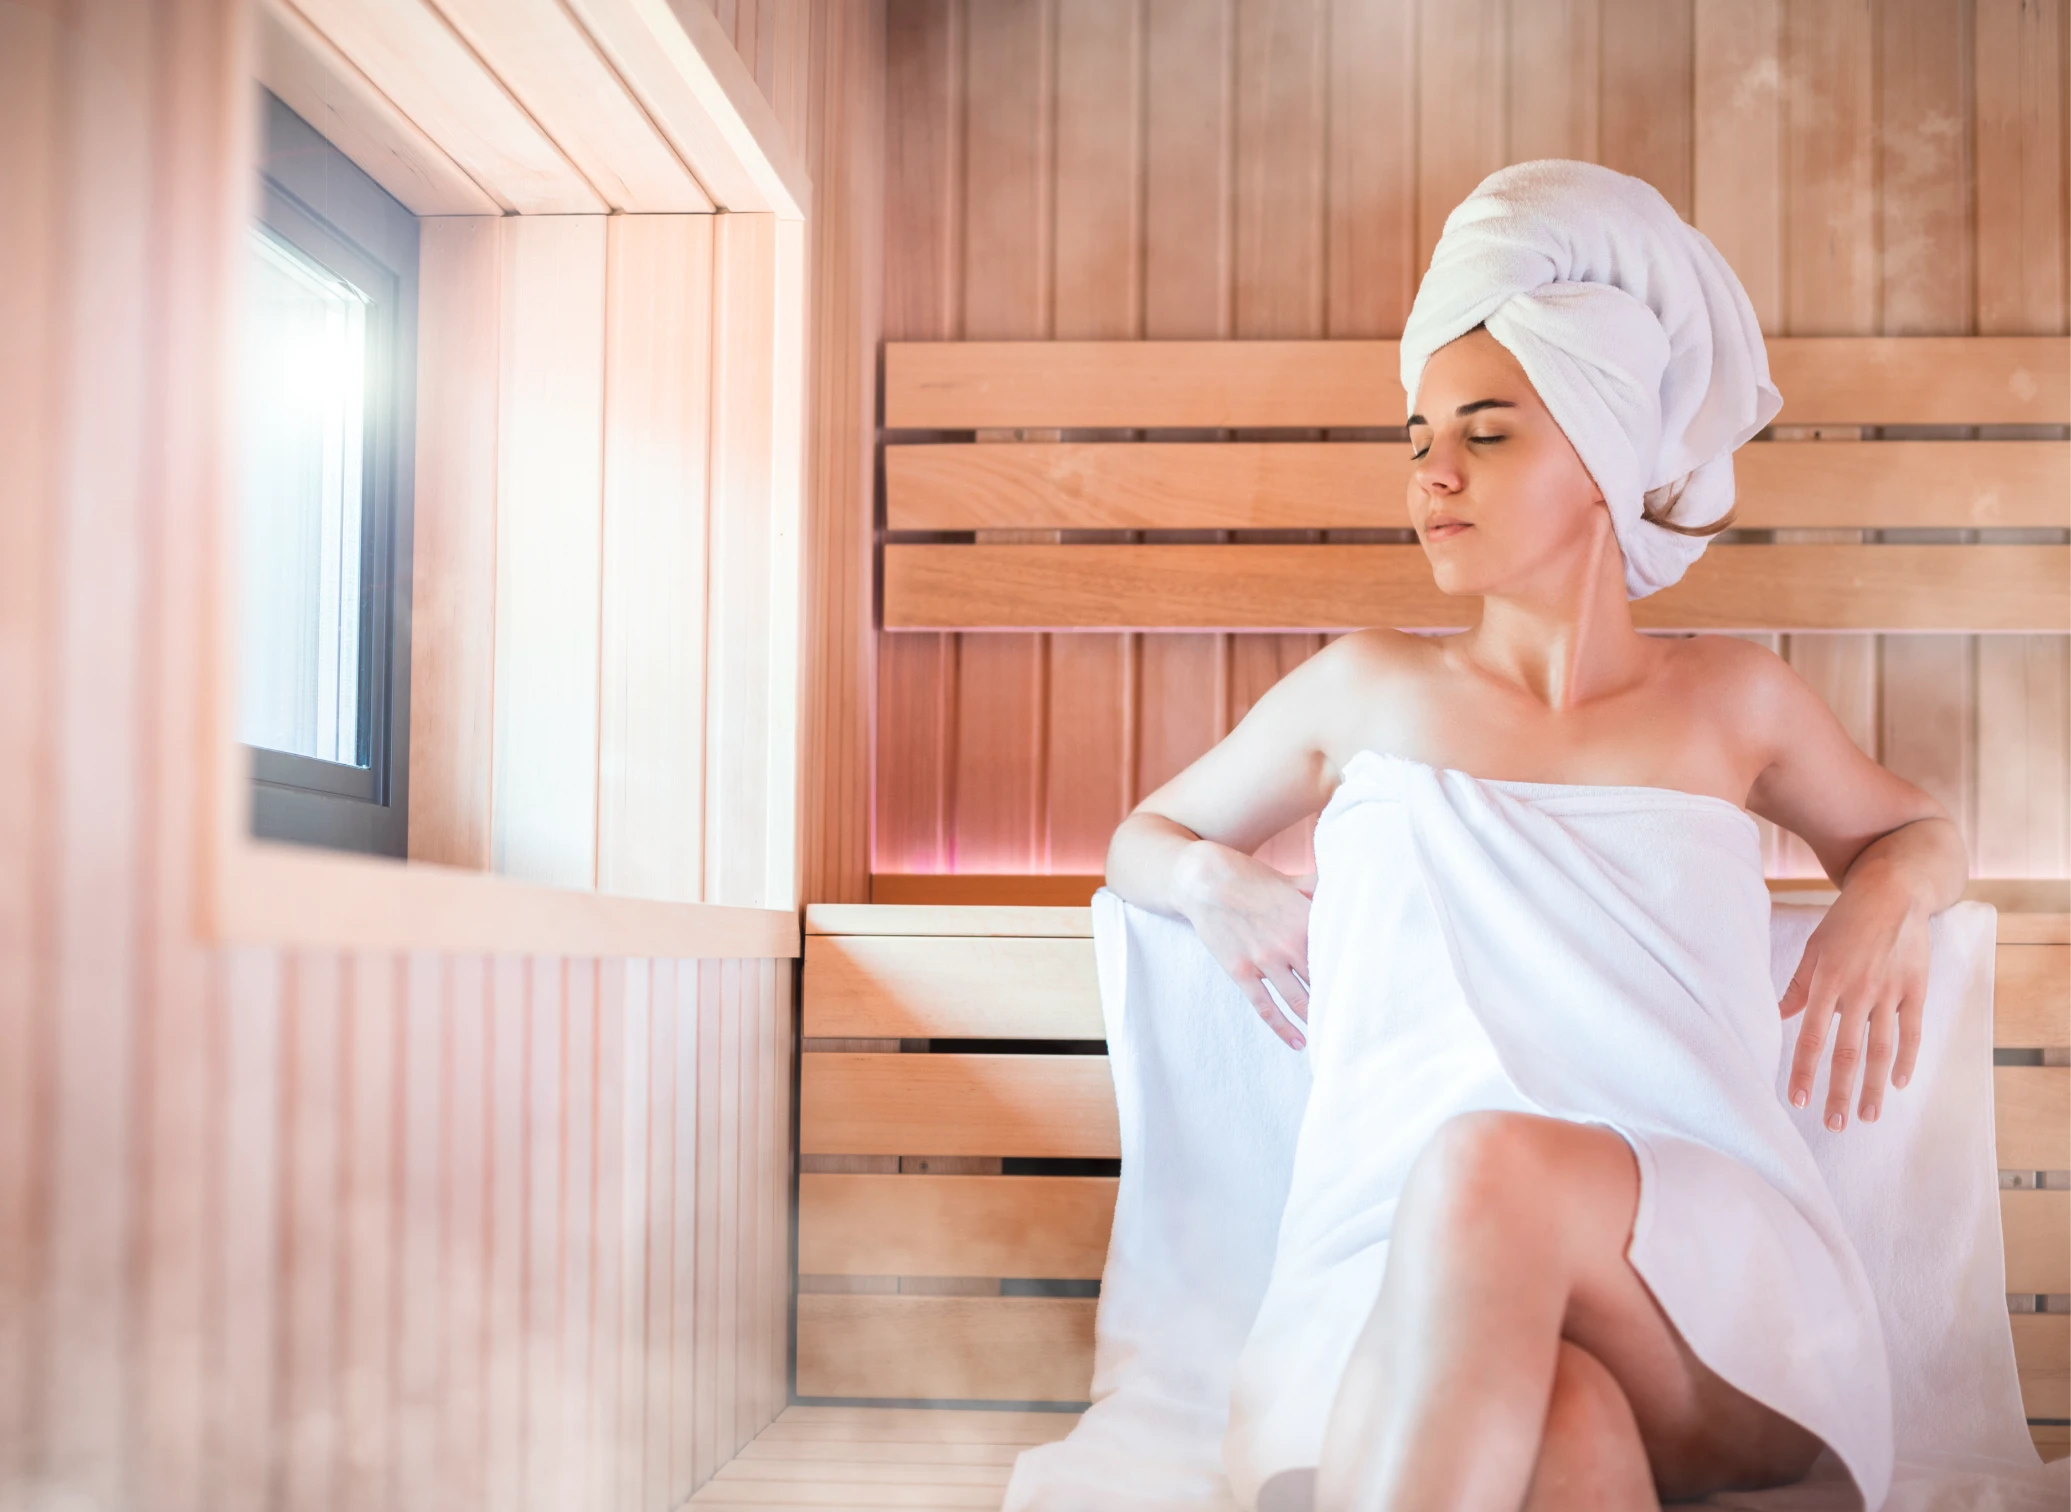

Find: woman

[1103,161,1964,1512]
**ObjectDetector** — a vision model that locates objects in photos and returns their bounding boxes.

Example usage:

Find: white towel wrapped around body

[1399,158,1782,599]
[1003,754,2056,1512]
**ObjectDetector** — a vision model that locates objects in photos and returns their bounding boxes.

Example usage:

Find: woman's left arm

[1741,654,1970,1132]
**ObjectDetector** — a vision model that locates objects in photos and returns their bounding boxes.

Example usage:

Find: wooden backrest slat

[884,337,2071,430]
[798,1173,1116,1279]
[884,542,2071,633]
[886,440,2071,533]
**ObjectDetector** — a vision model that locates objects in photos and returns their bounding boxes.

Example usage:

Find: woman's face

[1406,327,1609,598]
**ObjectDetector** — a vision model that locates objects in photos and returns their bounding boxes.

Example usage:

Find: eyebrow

[1406,398,1519,426]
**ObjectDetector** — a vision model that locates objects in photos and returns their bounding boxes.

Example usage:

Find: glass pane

[239,224,370,765]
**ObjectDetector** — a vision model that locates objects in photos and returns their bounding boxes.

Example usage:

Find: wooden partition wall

[1,3,815,1509]
[870,0,2071,885]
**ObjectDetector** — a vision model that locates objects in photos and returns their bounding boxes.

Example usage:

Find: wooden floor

[685,1406,1082,1509]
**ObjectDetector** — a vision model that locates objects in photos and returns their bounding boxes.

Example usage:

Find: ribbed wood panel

[874,0,2071,882]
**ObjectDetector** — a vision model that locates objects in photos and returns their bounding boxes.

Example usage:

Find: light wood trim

[2013,1314,2070,1421]
[883,543,2071,633]
[1996,1067,2071,1172]
[282,0,605,214]
[209,839,799,958]
[799,1054,1119,1158]
[806,903,1095,937]
[2002,1190,2071,1294]
[797,1174,1116,1279]
[751,1404,1081,1445]
[883,338,2071,429]
[1998,946,2071,1048]
[804,937,1101,1038]
[563,0,810,217]
[871,875,1106,909]
[795,1294,1096,1402]
[886,440,2071,532]
[423,0,715,212]
[255,0,499,215]
[407,216,503,870]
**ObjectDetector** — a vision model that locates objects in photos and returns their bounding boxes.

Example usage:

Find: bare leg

[1313,1112,1823,1512]
[1522,1341,1656,1512]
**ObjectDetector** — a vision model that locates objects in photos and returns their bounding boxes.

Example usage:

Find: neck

[1461,509,1650,711]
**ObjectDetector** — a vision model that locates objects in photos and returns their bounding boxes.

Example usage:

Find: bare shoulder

[1657,634,1823,763]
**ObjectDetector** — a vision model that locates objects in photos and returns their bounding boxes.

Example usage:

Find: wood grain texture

[599,215,715,902]
[1996,1067,2071,1171]
[884,543,2071,633]
[885,439,2071,530]
[795,1295,1097,1402]
[883,337,2071,428]
[806,903,1095,936]
[2013,1314,2070,1420]
[800,1054,1120,1158]
[803,935,1101,1038]
[798,1174,1116,1279]
[2001,1190,2071,1295]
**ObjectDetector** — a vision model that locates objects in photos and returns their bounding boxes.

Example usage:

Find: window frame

[245,88,419,857]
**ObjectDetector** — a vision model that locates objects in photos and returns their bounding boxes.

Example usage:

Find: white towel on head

[1399,158,1782,600]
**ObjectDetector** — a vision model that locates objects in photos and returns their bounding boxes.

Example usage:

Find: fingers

[1778,948,1813,1020]
[1820,992,1873,1132]
[1786,973,1838,1112]
[1854,992,1903,1124]
[1890,984,1925,1091]
[1237,974,1306,1051]
[1264,965,1310,1024]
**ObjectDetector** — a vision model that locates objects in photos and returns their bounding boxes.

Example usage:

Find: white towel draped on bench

[1002,753,2057,1512]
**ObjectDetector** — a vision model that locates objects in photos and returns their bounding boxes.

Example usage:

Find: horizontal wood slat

[1998,946,2071,1048]
[797,1174,1116,1279]
[2002,1190,2071,1294]
[795,1295,1096,1402]
[1997,1067,2071,1172]
[2014,1314,2070,1421]
[804,936,1102,1038]
[806,902,1096,936]
[886,440,2071,532]
[884,339,2071,429]
[799,1054,1120,1158]
[883,543,2071,633]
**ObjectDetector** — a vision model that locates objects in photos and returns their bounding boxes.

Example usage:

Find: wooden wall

[871,0,2071,882]
[1,3,797,1508]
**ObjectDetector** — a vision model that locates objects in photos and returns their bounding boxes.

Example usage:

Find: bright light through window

[240,223,370,766]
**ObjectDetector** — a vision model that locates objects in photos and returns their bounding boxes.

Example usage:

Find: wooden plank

[1143,0,1232,339]
[2012,1313,2069,1421]
[254,0,500,215]
[1876,0,1971,338]
[798,1174,1116,1279]
[803,936,1100,1039]
[481,958,529,1512]
[796,1295,1096,1402]
[643,961,678,1508]
[807,904,1094,937]
[884,440,2071,531]
[1327,0,1417,337]
[1692,0,1781,329]
[716,961,747,1461]
[1414,0,1505,277]
[1976,635,2071,882]
[1783,0,1875,336]
[393,956,445,1504]
[882,338,2071,429]
[1976,0,2068,337]
[424,0,713,211]
[278,955,343,1512]
[589,958,630,1511]
[755,1404,1079,1442]
[559,961,599,1507]
[1995,1067,2070,1172]
[1600,0,1693,217]
[490,215,608,888]
[800,1054,1118,1159]
[1232,0,1327,340]
[406,216,501,869]
[693,960,725,1483]
[598,215,715,902]
[1508,0,1600,166]
[882,543,2071,633]
[2001,1190,2070,1294]
[438,958,490,1508]
[1997,946,2071,1048]
[339,955,400,1512]
[284,0,604,213]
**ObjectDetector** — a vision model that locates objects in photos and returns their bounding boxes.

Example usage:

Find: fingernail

[1863,1104,1879,1122]
[1826,1111,1844,1131]
[1892,1073,1908,1089]
[1790,1088,1807,1108]
[1291,1036,1306,1050]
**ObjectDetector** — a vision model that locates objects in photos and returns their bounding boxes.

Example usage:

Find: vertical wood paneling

[1979,637,2071,877]
[1328,0,1417,337]
[559,960,598,1509]
[522,959,564,1512]
[409,218,503,871]
[715,963,745,1455]
[280,954,343,1512]
[439,959,490,1512]
[1508,0,1601,166]
[1415,0,1506,275]
[1600,0,1694,216]
[1233,0,1327,338]
[341,953,399,1512]
[693,961,725,1476]
[394,955,446,1507]
[671,963,700,1496]
[483,957,529,1512]
[491,215,609,889]
[1694,0,1783,330]
[599,216,716,904]
[642,963,677,1507]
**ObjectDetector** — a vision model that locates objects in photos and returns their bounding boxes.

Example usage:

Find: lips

[1424,518,1472,540]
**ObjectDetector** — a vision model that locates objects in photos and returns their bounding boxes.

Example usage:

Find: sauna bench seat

[685,1405,1079,1509]
[790,898,2071,1486]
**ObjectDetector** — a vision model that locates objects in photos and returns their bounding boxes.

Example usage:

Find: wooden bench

[684,894,2071,1505]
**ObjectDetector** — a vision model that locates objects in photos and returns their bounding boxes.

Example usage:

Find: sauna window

[240,90,417,857]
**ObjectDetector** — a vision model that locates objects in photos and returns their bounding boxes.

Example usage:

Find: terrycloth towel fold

[1002,755,2057,1512]
[1399,159,1782,600]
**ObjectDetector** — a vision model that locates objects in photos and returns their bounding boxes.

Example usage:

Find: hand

[1778,873,1933,1130]
[1173,840,1316,1050]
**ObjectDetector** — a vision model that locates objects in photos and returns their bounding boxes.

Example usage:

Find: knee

[1398,1111,1560,1236]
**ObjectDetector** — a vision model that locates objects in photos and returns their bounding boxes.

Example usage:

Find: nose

[1413,438,1464,496]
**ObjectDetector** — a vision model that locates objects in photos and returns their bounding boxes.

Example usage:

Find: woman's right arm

[1105,636,1369,1048]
